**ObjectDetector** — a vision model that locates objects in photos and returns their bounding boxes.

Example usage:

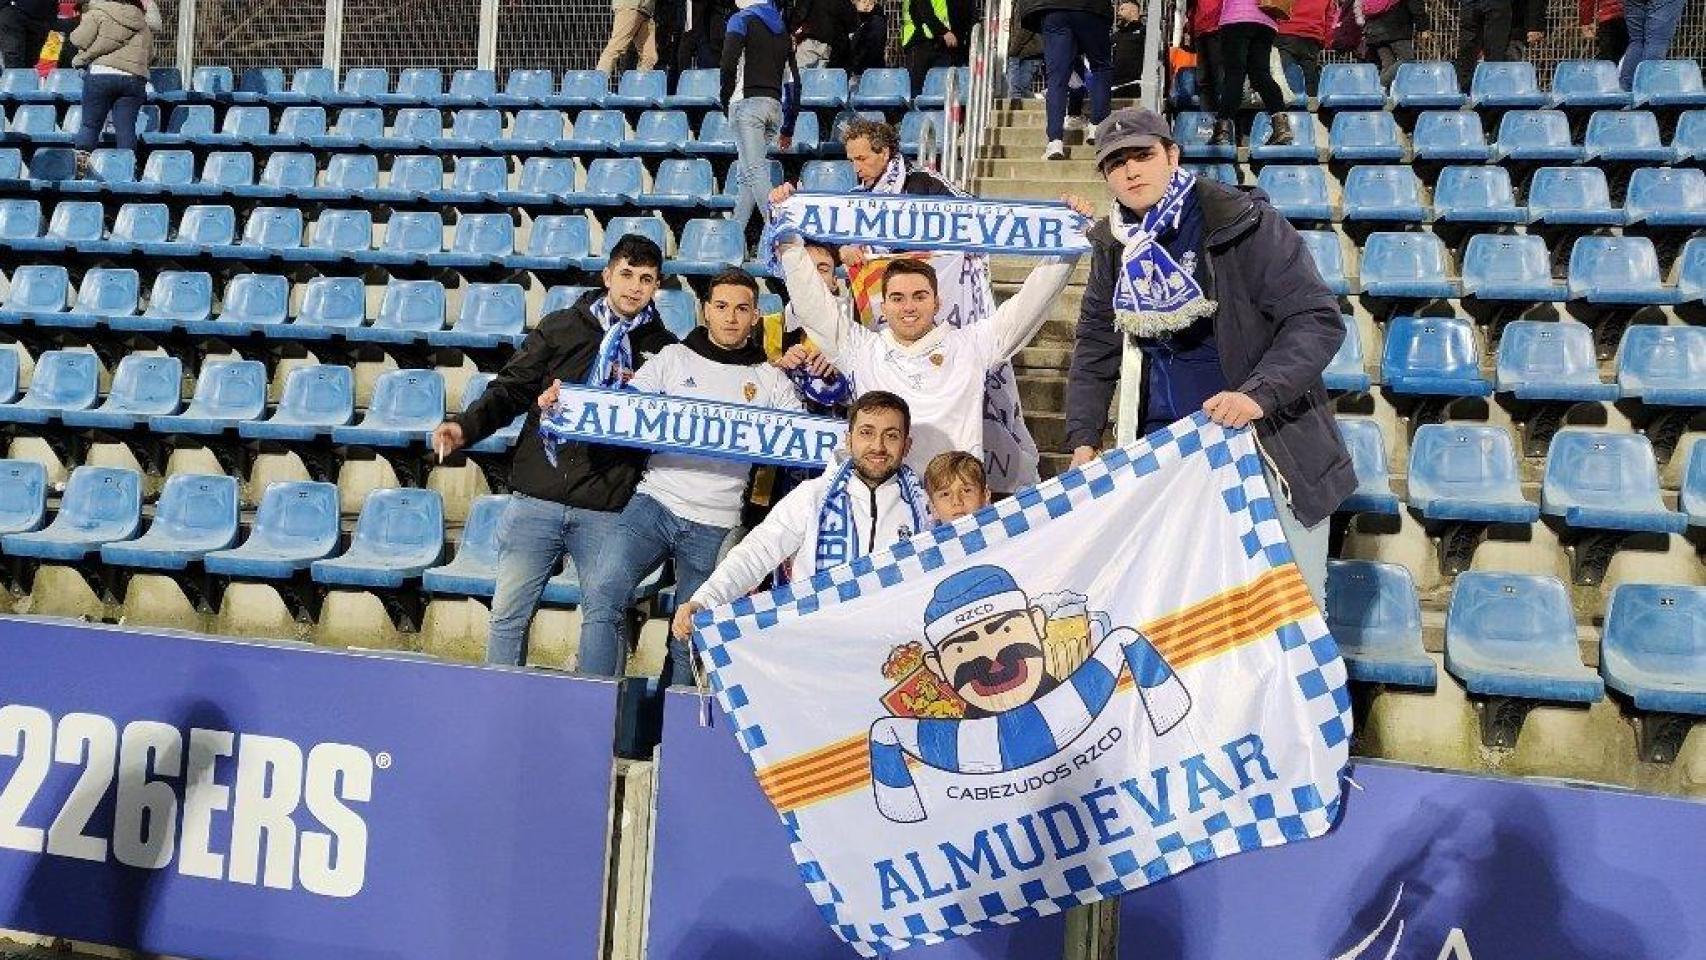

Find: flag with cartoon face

[692,414,1352,956]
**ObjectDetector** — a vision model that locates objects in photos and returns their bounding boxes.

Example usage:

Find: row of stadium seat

[0,65,968,113]
[1176,109,1706,164]
[1262,165,1705,225]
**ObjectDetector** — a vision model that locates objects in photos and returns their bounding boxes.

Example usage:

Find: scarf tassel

[1112,296,1220,340]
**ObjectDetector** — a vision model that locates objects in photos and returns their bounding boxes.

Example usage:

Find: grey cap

[1094,108,1172,169]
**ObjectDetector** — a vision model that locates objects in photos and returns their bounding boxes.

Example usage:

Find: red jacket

[1579,0,1622,24]
[1190,0,1225,37]
[1278,0,1332,42]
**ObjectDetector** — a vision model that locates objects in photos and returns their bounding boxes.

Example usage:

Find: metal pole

[174,0,196,75]
[477,0,500,71]
[322,0,345,75]
[941,66,958,178]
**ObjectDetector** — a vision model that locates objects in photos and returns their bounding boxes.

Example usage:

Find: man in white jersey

[672,391,929,642]
[766,183,1091,474]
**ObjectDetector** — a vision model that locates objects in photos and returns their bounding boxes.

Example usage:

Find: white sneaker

[1043,139,1066,160]
[1086,125,1097,145]
[1064,116,1088,132]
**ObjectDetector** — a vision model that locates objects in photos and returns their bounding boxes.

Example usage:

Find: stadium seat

[915,66,968,109]
[0,147,20,181]
[686,110,735,155]
[0,459,46,536]
[1470,61,1546,108]
[1173,111,1231,160]
[1584,110,1675,164]
[1568,235,1677,304]
[1432,166,1522,224]
[1318,63,1386,110]
[1494,110,1582,161]
[1335,417,1401,514]
[358,279,447,344]
[1300,230,1353,295]
[1182,162,1239,185]
[371,211,443,266]
[1632,59,1706,109]
[1329,111,1405,162]
[246,152,318,199]
[1248,111,1320,162]
[100,473,240,571]
[152,104,214,144]
[189,272,289,337]
[1410,110,1492,162]
[439,109,504,150]
[1342,166,1426,223]
[0,348,15,402]
[620,110,691,154]
[1258,164,1333,221]
[786,111,823,154]
[1681,237,1706,304]
[101,270,206,334]
[542,285,591,316]
[1616,324,1706,406]
[150,359,268,435]
[1380,315,1490,396]
[898,110,937,156]
[1525,166,1622,227]
[138,150,195,192]
[58,147,135,193]
[577,157,645,206]
[205,480,341,579]
[499,109,569,152]
[153,203,236,257]
[1359,232,1456,299]
[331,368,445,446]
[284,273,367,332]
[668,68,721,109]
[396,68,444,104]
[1551,59,1632,109]
[0,198,39,240]
[429,282,526,349]
[0,264,68,325]
[555,70,611,108]
[211,105,271,145]
[61,353,181,429]
[332,67,391,106]
[798,158,856,193]
[851,68,910,109]
[283,67,334,104]
[600,215,669,259]
[1407,423,1538,522]
[609,69,668,109]
[1323,314,1370,391]
[61,267,139,328]
[1684,444,1706,526]
[1495,319,1619,401]
[673,219,745,275]
[1623,166,1706,228]
[239,364,355,440]
[148,67,185,102]
[510,214,593,271]
[644,158,720,207]
[0,68,39,102]
[1675,110,1706,162]
[190,67,233,99]
[238,205,304,255]
[1599,584,1706,715]
[459,373,527,453]
[317,107,385,148]
[17,152,78,191]
[1324,560,1435,688]
[262,106,325,147]
[1542,429,1687,533]
[439,213,516,267]
[1444,572,1603,702]
[498,68,555,108]
[1391,61,1466,109]
[446,69,498,107]
[423,494,511,596]
[311,488,445,588]
[194,151,255,193]
[5,104,55,140]
[0,466,141,561]
[501,156,578,205]
[565,110,629,153]
[230,67,285,105]
[441,155,510,201]
[800,68,850,108]
[385,154,445,199]
[390,107,443,146]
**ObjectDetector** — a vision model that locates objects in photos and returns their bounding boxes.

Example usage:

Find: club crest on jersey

[929,353,945,367]
[744,381,759,401]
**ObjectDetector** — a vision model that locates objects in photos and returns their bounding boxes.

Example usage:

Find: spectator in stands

[432,235,679,670]
[829,119,954,272]
[723,0,801,243]
[776,240,855,413]
[69,0,157,178]
[1453,0,1534,90]
[670,391,926,634]
[597,0,661,76]
[1017,0,1113,161]
[1578,0,1627,66]
[924,450,991,524]
[1509,0,1546,60]
[766,181,1086,477]
[1187,0,1226,112]
[1111,1,1146,94]
[1005,21,1045,103]
[679,0,736,69]
[1064,108,1353,605]
[846,0,890,73]
[1359,0,1428,86]
[1208,0,1291,147]
[791,0,854,67]
[1618,0,1683,90]
[901,0,975,97]
[1276,0,1332,97]
[538,270,805,685]
[0,0,54,68]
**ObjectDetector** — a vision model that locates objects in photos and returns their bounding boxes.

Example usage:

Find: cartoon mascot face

[921,566,1052,716]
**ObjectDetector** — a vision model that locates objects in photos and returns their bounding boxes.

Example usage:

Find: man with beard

[671,391,931,638]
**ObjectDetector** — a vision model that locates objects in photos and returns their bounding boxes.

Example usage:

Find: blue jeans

[584,494,731,686]
[730,95,782,235]
[1619,0,1684,89]
[1040,10,1111,141]
[485,493,625,669]
[1005,56,1040,99]
[76,73,147,152]
[1265,463,1329,612]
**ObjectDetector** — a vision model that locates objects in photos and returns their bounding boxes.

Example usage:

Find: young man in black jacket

[0,0,55,68]
[432,235,679,669]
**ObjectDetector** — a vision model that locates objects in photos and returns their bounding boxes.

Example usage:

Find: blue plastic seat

[390,107,443,145]
[1599,584,1706,714]
[501,156,578,206]
[213,105,271,144]
[1324,560,1435,688]
[333,67,391,105]
[109,271,210,334]
[0,68,39,101]
[1494,110,1582,161]
[284,67,334,103]
[62,353,181,428]
[898,110,937,156]
[620,110,691,154]
[1407,423,1538,522]
[239,205,304,255]
[386,154,445,198]
[440,213,516,266]
[915,66,968,109]
[0,147,20,181]
[190,67,233,99]
[0,265,69,325]
[148,67,184,102]
[644,158,719,207]
[271,106,327,145]
[197,151,254,191]
[1526,166,1623,227]
[303,209,374,263]
[672,219,745,275]
[444,155,510,200]
[0,459,46,536]
[1683,443,1706,527]
[57,147,135,193]
[851,68,911,109]
[311,487,444,588]
[1674,110,1706,161]
[1410,110,1492,162]
[800,159,858,194]
[1542,429,1686,533]
[459,373,527,453]
[609,69,667,109]
[153,104,215,145]
[0,348,15,402]
[542,285,592,316]
[501,109,569,151]
[1470,61,1546,108]
[332,368,445,447]
[1335,417,1401,514]
[396,67,445,104]
[422,493,511,596]
[1549,60,1631,109]
[685,111,735,155]
[232,67,286,104]
[800,68,849,108]
[1183,162,1239,185]
[276,275,366,339]
[153,203,235,256]
[652,287,698,339]
[1433,166,1522,224]
[0,350,98,424]
[787,111,822,155]
[555,70,611,107]
[1299,230,1353,295]
[100,473,239,570]
[0,466,141,561]
[191,272,288,337]
[510,214,593,271]
[0,198,39,240]
[600,216,669,261]
[42,199,106,250]
[1257,164,1333,221]
[1173,111,1231,160]
[1248,111,1319,162]
[1343,166,1426,223]
[1632,59,1706,108]
[1445,572,1603,702]
[250,152,318,198]
[7,104,57,139]
[355,279,446,344]
[1495,319,1618,401]
[320,107,384,146]
[1568,235,1676,304]
[440,108,503,149]
[1324,314,1370,391]
[140,149,195,191]
[668,68,721,109]
[1624,166,1706,228]
[204,480,340,579]
[565,109,627,152]
[46,69,84,101]
[1329,111,1405,162]
[578,157,645,205]
[240,364,355,440]
[502,69,556,107]
[1360,232,1456,299]
[1584,110,1675,164]
[1680,237,1706,304]
[150,359,267,435]
[62,268,139,328]
[1380,315,1489,396]
[1318,63,1386,110]
[446,69,498,106]
[1616,324,1706,406]
[430,282,526,349]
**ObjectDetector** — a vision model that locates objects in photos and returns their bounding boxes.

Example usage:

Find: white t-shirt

[777,244,1074,474]
[629,342,805,530]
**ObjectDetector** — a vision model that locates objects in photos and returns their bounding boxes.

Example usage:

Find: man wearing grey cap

[1063,107,1355,607]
